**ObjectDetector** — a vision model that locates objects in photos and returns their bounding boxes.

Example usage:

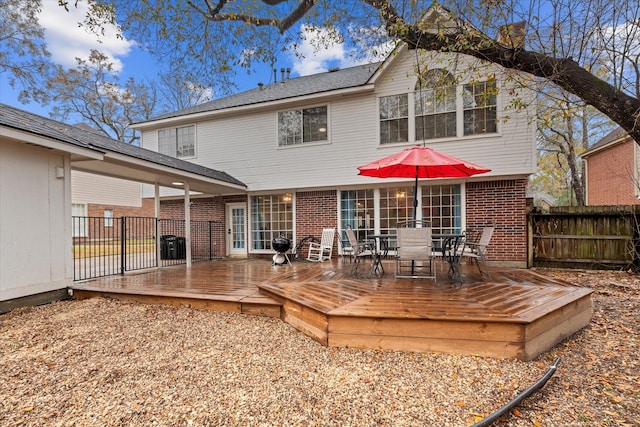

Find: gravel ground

[1,269,638,426]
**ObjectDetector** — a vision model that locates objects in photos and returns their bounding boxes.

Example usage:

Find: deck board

[69,258,592,360]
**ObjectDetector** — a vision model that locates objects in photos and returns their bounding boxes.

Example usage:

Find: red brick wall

[586,139,639,205]
[152,185,527,265]
[466,179,528,267]
[296,190,338,253]
[87,197,154,218]
[84,199,155,239]
[159,195,248,257]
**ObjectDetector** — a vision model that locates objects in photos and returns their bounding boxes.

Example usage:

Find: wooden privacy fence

[528,205,639,270]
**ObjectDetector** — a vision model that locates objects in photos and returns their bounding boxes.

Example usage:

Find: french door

[226,203,246,256]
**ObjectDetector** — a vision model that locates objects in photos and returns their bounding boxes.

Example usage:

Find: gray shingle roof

[582,127,630,157]
[146,62,382,122]
[0,103,246,187]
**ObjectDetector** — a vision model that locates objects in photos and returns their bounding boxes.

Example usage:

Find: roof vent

[328,67,340,72]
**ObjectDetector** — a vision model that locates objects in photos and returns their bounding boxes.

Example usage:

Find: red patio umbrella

[357,145,491,220]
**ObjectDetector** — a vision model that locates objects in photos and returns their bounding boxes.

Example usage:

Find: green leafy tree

[72,0,640,143]
[47,50,158,144]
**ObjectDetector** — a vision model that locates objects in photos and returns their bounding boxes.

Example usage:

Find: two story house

[133,38,536,268]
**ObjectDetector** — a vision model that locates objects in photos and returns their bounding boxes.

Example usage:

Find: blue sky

[0,2,387,120]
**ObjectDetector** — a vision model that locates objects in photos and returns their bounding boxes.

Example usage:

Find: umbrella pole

[412,172,418,274]
[412,172,418,224]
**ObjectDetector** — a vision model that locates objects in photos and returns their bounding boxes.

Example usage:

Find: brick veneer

[296,190,339,253]
[585,138,640,205]
[159,195,247,258]
[154,184,527,266]
[85,198,155,240]
[87,198,155,218]
[466,179,528,267]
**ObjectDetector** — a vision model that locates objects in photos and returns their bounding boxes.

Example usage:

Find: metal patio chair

[395,226,436,280]
[345,228,374,277]
[459,225,494,280]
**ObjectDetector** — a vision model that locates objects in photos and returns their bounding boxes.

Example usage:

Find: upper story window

[415,70,457,140]
[380,94,408,144]
[278,106,328,146]
[398,69,498,144]
[158,125,195,158]
[463,80,497,135]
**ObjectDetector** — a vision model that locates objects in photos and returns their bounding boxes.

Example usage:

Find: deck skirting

[69,259,592,360]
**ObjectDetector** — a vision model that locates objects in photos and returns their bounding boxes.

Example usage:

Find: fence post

[156,218,160,268]
[120,217,126,275]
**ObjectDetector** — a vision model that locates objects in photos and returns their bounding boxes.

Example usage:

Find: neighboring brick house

[133,8,538,268]
[582,128,640,206]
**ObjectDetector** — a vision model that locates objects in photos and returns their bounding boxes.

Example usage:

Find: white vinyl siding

[71,171,142,207]
[142,48,537,193]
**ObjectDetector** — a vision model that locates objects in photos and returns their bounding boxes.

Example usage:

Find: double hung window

[278,106,328,146]
[158,125,195,158]
[415,70,457,140]
[463,80,497,135]
[379,94,408,144]
[381,70,498,144]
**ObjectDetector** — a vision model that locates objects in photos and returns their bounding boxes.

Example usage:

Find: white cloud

[289,24,395,77]
[39,1,134,71]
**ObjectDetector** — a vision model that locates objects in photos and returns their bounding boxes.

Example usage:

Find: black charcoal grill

[272,237,292,266]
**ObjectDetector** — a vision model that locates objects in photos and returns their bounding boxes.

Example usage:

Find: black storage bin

[175,237,187,259]
[160,235,178,260]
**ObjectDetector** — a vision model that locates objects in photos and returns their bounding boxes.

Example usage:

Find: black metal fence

[73,216,224,281]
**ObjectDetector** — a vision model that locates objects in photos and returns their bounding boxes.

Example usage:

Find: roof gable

[582,127,631,157]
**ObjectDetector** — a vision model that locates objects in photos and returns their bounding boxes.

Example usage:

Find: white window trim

[378,93,409,145]
[379,77,502,146]
[248,192,297,254]
[276,104,331,148]
[157,124,197,159]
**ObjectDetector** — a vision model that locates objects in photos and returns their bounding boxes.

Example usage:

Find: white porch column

[155,183,161,265]
[184,183,192,267]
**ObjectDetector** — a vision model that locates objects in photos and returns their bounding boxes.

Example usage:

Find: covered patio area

[69,258,592,361]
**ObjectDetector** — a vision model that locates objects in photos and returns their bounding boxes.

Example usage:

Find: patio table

[433,233,465,282]
[368,234,394,278]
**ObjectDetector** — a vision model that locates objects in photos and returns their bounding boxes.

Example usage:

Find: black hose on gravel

[471,357,561,427]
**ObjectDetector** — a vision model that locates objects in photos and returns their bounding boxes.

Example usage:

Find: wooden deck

[70,258,593,361]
